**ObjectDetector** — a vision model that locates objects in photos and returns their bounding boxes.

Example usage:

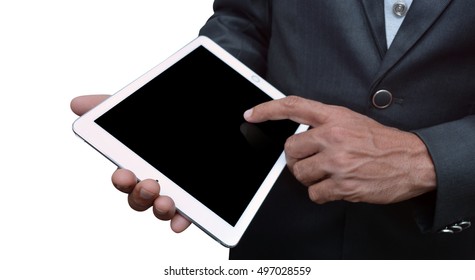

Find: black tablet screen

[95,46,299,226]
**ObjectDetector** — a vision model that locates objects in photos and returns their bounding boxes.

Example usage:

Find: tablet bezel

[72,35,308,247]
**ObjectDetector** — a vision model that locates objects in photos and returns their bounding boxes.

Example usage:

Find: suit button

[372,89,393,109]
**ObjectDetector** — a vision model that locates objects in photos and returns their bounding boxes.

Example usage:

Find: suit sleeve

[413,114,475,233]
[198,0,271,75]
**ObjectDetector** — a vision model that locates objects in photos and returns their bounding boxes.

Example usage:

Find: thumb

[70,94,110,116]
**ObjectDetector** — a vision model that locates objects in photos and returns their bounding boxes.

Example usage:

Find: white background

[0,1,470,279]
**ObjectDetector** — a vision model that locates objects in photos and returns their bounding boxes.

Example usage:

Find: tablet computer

[72,35,308,248]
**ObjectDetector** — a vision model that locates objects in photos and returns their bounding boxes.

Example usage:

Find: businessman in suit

[71,0,475,259]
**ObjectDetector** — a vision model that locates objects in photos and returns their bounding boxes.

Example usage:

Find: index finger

[243,95,332,126]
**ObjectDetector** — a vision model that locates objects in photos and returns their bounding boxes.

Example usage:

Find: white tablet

[72,35,308,248]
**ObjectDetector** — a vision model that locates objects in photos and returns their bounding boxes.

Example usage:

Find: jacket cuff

[412,116,475,234]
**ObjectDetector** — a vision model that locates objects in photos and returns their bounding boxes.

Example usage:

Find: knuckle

[308,187,319,203]
[327,151,348,170]
[308,185,333,204]
[292,161,306,183]
[338,181,355,195]
[308,180,358,204]
[281,95,302,110]
[337,181,362,203]
[292,162,316,187]
[284,135,297,155]
[327,126,347,144]
[324,188,340,202]
[285,155,296,171]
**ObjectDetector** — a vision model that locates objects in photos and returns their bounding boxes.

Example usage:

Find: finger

[243,95,333,126]
[127,179,160,212]
[170,214,192,233]
[152,195,176,221]
[308,178,364,204]
[290,153,328,186]
[284,127,326,162]
[111,168,138,193]
[153,196,192,232]
[70,94,110,116]
[307,179,341,204]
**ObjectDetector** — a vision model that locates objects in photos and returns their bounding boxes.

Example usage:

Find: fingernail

[243,108,253,120]
[139,187,155,200]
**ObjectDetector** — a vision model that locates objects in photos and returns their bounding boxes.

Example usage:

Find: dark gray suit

[199,0,475,259]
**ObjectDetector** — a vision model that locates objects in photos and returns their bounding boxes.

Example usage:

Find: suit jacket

[199,0,475,259]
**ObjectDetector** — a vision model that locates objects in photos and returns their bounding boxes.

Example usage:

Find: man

[71,0,475,259]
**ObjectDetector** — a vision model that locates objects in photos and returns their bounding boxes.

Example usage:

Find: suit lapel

[361,0,387,59]
[374,0,453,81]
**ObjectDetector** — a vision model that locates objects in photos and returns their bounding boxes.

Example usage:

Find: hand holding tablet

[72,36,308,247]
